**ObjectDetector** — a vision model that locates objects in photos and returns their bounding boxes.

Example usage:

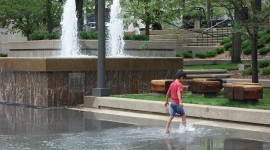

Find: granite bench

[224,82,263,102]
[188,78,223,97]
[150,79,174,93]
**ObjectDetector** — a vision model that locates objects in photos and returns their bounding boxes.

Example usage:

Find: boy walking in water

[164,70,187,133]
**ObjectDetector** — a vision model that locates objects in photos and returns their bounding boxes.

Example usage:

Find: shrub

[258,34,270,48]
[215,47,225,54]
[262,67,270,75]
[0,53,7,57]
[124,34,134,40]
[182,52,193,58]
[223,41,232,50]
[28,33,44,40]
[195,52,207,58]
[78,32,98,39]
[242,40,252,54]
[242,67,252,76]
[133,34,149,41]
[205,50,218,57]
[44,33,60,39]
[220,37,231,45]
[259,47,270,55]
[258,60,270,68]
[124,34,148,41]
[176,53,183,57]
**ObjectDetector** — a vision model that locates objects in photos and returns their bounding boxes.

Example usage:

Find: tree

[0,0,62,38]
[76,0,84,31]
[122,0,183,36]
[213,0,270,82]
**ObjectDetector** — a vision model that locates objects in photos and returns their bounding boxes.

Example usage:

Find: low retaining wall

[84,96,270,126]
[0,57,183,107]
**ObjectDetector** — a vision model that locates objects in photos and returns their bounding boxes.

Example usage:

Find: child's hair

[175,70,186,79]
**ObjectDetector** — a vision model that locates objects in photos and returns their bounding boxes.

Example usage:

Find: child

[164,70,187,133]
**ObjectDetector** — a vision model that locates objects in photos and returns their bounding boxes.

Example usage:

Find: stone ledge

[84,96,270,126]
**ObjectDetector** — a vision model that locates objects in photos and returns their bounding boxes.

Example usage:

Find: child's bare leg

[181,115,187,127]
[165,116,174,133]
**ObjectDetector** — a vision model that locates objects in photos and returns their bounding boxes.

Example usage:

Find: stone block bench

[151,79,174,93]
[224,82,263,102]
[188,78,223,97]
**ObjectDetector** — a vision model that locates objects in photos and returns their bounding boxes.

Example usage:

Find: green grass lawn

[113,88,270,110]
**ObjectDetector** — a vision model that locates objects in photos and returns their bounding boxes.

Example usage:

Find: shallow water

[0,104,269,150]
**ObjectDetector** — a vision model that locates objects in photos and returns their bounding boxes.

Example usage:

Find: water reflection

[0,104,269,150]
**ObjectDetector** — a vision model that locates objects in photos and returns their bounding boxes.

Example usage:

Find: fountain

[107,0,125,56]
[60,0,80,56]
[0,0,182,107]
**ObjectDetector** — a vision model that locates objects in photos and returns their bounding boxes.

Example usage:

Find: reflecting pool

[0,104,269,150]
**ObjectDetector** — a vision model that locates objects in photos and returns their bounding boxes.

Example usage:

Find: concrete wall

[5,40,176,57]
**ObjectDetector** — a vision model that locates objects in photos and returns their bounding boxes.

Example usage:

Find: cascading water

[107,0,125,56]
[60,0,80,56]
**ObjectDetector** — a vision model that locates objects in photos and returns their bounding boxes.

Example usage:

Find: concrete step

[187,43,217,46]
[183,69,228,74]
[175,46,218,53]
[186,74,233,79]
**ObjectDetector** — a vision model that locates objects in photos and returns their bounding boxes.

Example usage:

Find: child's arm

[165,90,170,107]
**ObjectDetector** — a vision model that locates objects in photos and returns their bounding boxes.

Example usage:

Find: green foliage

[44,33,61,40]
[0,0,62,38]
[262,67,270,75]
[124,34,148,41]
[78,32,98,39]
[176,53,182,57]
[28,33,45,40]
[259,60,270,68]
[258,47,270,55]
[241,40,252,54]
[195,52,207,58]
[223,41,232,51]
[124,34,135,40]
[182,52,193,58]
[215,47,225,54]
[220,37,232,45]
[258,34,270,48]
[242,67,252,76]
[133,34,149,41]
[0,53,8,57]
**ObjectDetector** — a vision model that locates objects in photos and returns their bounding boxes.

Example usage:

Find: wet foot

[164,130,170,133]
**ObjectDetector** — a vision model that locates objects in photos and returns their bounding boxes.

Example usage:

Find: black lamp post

[92,0,110,96]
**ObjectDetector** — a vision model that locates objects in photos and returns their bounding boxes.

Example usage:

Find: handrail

[195,19,231,46]
[195,19,230,37]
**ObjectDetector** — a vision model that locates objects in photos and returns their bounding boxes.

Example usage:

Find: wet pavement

[0,104,270,150]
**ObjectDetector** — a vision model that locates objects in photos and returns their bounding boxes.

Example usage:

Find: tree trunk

[251,32,259,83]
[76,0,84,31]
[206,0,212,27]
[231,6,242,62]
[46,0,53,33]
[251,0,261,83]
[232,32,242,62]
[145,13,150,37]
[95,0,98,30]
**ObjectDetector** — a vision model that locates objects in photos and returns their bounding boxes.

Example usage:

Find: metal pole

[92,0,110,96]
